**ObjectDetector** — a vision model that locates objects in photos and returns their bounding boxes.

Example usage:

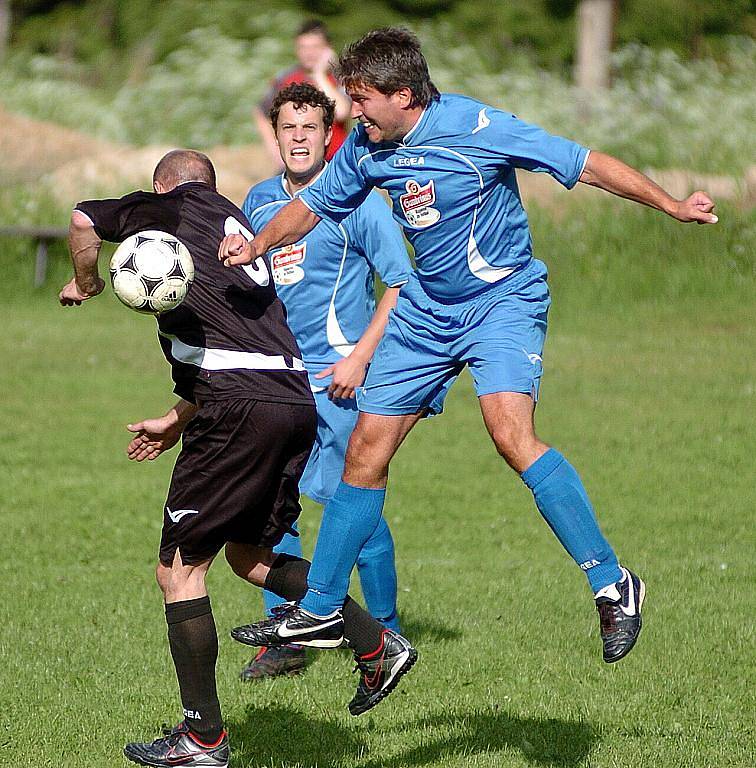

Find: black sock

[165,596,223,743]
[264,554,384,656]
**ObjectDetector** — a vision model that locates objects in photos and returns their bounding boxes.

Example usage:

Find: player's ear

[324,125,333,148]
[395,87,413,109]
[154,180,166,194]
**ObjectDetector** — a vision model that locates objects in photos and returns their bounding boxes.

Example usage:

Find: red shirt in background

[259,66,349,160]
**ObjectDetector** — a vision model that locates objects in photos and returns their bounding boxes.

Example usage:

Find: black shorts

[160,398,316,566]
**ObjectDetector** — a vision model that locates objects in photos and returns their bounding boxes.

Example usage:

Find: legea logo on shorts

[271,242,307,285]
[399,179,441,228]
[166,506,200,523]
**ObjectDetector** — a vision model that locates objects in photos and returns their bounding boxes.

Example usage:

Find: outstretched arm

[315,285,402,400]
[126,399,198,462]
[59,210,106,305]
[218,198,321,267]
[579,151,717,224]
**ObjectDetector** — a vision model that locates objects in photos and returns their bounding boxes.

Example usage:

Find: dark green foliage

[8,0,755,78]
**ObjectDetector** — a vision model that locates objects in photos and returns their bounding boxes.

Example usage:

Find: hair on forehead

[297,19,330,42]
[153,150,216,191]
[269,82,335,131]
[337,27,439,109]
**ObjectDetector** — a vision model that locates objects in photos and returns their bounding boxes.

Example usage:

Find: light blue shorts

[357,259,550,416]
[299,388,359,504]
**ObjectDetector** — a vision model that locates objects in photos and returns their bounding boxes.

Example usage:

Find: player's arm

[126,398,198,462]
[312,47,351,122]
[316,286,402,400]
[254,106,285,172]
[219,198,320,267]
[59,210,106,306]
[579,151,717,224]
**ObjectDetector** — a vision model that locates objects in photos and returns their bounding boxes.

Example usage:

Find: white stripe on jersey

[360,144,514,283]
[159,332,304,372]
[326,222,357,358]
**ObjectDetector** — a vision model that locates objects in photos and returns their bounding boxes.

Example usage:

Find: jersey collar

[399,100,436,146]
[280,161,328,199]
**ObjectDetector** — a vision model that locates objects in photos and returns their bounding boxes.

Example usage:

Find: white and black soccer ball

[109,230,194,314]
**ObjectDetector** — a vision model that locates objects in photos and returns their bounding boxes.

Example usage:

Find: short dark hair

[153,149,216,190]
[269,82,336,131]
[336,27,439,109]
[297,19,330,42]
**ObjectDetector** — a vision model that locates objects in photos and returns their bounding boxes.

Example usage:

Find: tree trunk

[0,0,10,63]
[575,0,616,91]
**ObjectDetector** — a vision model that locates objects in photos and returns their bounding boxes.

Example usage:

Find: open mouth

[290,148,310,158]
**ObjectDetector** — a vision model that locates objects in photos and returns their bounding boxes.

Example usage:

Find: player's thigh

[162,399,316,567]
[462,260,550,402]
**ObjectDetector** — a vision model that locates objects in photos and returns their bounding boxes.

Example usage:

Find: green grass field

[1,198,754,767]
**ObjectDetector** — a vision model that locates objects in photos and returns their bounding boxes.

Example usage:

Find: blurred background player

[255,19,351,170]
[238,82,411,680]
[59,149,417,768]
[220,28,718,667]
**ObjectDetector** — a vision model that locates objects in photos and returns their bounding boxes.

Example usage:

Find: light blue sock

[263,524,303,616]
[521,448,622,592]
[300,481,386,616]
[356,516,400,632]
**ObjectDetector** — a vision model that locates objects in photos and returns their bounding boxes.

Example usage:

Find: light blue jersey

[300,93,589,302]
[243,172,411,385]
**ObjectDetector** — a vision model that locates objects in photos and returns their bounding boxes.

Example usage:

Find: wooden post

[575,0,616,92]
[0,0,10,63]
[34,239,49,288]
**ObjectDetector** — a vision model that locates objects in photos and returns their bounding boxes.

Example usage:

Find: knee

[490,425,544,473]
[155,563,171,597]
[343,431,389,485]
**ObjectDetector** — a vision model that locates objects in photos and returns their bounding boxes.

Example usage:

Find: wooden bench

[0,225,69,287]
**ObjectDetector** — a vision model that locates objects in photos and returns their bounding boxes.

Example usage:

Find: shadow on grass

[227,703,366,767]
[227,704,596,768]
[400,615,464,643]
[360,709,597,767]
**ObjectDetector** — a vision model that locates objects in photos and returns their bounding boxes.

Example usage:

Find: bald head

[153,150,217,193]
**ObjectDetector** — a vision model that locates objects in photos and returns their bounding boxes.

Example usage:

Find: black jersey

[77,182,313,406]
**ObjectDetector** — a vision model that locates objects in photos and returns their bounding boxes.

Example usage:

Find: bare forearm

[350,286,401,364]
[312,72,351,121]
[254,108,284,167]
[579,151,678,215]
[68,212,103,292]
[579,151,718,225]
[254,198,321,252]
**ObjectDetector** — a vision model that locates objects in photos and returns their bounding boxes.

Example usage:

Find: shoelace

[250,602,298,630]
[352,653,381,676]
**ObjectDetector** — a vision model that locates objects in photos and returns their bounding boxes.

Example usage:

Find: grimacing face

[347,83,415,143]
[275,101,332,179]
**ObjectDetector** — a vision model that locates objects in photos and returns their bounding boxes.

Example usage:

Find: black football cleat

[240,644,308,681]
[595,566,646,663]
[231,602,344,649]
[349,629,418,716]
[123,721,229,767]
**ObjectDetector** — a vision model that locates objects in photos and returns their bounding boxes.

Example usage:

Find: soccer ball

[109,230,194,314]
